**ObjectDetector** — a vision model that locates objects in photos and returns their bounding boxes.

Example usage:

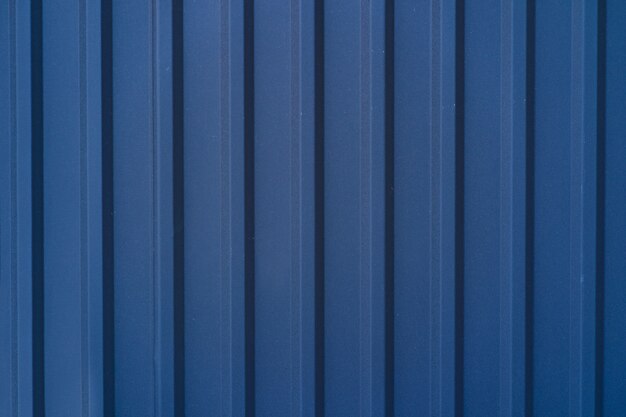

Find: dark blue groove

[172,0,185,415]
[384,0,395,414]
[244,0,255,413]
[101,0,115,414]
[313,0,325,415]
[595,0,606,415]
[30,0,45,414]
[455,0,465,414]
[525,0,535,413]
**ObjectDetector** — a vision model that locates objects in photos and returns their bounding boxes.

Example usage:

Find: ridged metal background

[1,0,625,416]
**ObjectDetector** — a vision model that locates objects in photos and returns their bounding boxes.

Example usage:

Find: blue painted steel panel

[1,0,625,416]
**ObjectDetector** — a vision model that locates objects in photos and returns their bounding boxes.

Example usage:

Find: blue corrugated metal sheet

[1,0,625,416]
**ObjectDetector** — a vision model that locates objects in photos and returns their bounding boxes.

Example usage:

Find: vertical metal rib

[499,0,529,415]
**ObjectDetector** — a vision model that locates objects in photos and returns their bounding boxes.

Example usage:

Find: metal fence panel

[1,0,625,416]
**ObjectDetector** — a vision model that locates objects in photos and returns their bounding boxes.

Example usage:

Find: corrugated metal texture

[1,0,625,416]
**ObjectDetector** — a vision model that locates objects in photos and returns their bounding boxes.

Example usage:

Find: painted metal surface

[0,0,624,416]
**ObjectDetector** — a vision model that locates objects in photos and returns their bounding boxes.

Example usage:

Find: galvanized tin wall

[1,0,625,416]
